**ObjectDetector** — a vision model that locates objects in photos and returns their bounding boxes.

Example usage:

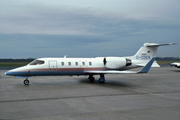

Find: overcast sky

[0,0,180,58]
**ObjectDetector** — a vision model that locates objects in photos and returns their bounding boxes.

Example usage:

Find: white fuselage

[5,57,138,77]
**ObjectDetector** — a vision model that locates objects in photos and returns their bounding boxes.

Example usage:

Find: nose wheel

[24,79,29,85]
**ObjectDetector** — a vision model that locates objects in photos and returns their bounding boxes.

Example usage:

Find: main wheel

[88,75,95,82]
[89,77,95,82]
[24,79,29,85]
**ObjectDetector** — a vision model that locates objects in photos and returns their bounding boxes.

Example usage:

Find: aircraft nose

[5,71,12,75]
[5,66,29,76]
[5,69,17,76]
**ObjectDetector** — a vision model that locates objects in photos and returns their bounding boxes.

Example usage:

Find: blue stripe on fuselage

[5,71,29,76]
[6,71,85,76]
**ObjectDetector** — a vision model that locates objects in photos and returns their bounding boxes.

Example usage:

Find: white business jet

[5,42,175,85]
[169,62,180,68]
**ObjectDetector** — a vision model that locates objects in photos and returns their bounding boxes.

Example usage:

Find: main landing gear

[99,74,105,84]
[88,75,95,82]
[88,74,105,84]
[23,78,29,85]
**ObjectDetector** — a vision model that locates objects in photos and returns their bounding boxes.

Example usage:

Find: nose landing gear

[23,78,29,85]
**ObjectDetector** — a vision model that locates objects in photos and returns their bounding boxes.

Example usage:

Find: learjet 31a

[5,42,175,85]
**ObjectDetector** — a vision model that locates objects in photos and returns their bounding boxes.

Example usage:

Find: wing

[84,57,155,74]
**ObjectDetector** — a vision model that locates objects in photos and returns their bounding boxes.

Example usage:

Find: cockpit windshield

[29,60,44,65]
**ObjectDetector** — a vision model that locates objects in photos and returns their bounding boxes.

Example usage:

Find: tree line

[0,58,35,62]
[155,57,180,61]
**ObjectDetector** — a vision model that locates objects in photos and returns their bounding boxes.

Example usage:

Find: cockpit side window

[30,60,44,65]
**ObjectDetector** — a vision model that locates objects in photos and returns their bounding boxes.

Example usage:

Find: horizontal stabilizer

[146,43,176,47]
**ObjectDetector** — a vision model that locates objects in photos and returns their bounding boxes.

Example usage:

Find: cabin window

[75,62,78,66]
[30,60,44,65]
[68,62,71,66]
[61,62,64,66]
[82,62,85,66]
[89,62,92,66]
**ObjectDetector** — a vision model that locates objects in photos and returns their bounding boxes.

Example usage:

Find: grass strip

[0,62,29,67]
[157,61,180,65]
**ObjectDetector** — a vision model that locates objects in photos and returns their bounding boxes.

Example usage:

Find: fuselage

[5,57,138,77]
[6,42,175,78]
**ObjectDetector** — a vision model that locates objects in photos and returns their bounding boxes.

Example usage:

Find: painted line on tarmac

[134,89,180,102]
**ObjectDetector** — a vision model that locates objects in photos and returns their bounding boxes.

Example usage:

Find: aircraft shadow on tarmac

[28,79,137,88]
[78,78,138,88]
[16,78,139,88]
[170,70,180,72]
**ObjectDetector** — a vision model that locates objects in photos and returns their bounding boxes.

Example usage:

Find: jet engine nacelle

[104,57,131,69]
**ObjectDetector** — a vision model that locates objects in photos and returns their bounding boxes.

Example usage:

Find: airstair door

[49,61,57,71]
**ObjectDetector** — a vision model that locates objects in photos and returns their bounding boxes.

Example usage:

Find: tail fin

[127,42,175,67]
[132,42,175,60]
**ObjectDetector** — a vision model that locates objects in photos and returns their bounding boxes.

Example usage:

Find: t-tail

[128,42,176,67]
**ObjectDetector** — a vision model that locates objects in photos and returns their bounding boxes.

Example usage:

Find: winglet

[138,57,155,73]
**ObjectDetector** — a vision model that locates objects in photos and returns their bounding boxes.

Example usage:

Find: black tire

[89,77,95,82]
[24,79,29,85]
[88,75,95,82]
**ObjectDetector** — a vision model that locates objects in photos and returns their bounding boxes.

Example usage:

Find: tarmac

[0,67,180,120]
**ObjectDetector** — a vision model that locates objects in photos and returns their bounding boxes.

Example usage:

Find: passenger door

[49,61,57,71]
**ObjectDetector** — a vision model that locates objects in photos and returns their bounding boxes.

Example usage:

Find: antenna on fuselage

[64,55,67,58]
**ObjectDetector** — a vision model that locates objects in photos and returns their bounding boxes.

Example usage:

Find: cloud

[1,1,179,36]
[0,1,180,58]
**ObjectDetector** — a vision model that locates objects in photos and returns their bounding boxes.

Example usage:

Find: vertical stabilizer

[127,42,175,67]
[132,42,175,61]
